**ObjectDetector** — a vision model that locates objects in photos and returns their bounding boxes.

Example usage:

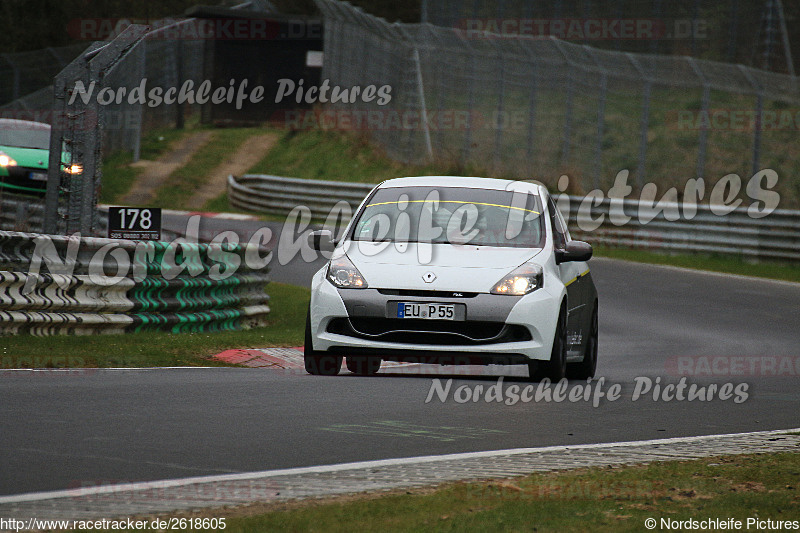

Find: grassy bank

[0,283,308,367]
[100,127,188,204]
[149,127,259,209]
[77,451,800,532]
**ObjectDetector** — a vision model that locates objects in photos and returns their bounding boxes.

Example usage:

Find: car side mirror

[308,230,336,253]
[555,240,593,264]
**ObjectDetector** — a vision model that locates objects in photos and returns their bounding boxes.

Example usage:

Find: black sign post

[108,207,162,240]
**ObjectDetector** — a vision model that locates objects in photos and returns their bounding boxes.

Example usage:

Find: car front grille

[377,289,478,298]
[327,317,531,346]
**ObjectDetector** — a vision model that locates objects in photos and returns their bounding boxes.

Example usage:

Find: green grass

[247,129,486,184]
[100,127,188,204]
[105,451,800,533]
[202,190,235,213]
[0,283,308,368]
[594,246,800,283]
[149,127,260,209]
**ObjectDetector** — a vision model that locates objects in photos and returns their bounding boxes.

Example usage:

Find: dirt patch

[122,131,214,206]
[729,481,766,492]
[185,133,278,210]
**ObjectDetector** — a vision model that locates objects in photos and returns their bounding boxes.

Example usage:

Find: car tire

[304,308,342,376]
[345,356,381,376]
[530,303,567,382]
[567,302,598,380]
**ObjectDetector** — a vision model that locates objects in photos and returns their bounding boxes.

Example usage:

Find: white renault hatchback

[305,176,597,381]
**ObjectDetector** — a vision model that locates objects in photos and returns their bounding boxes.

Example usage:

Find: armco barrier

[0,194,182,239]
[228,174,374,221]
[228,174,800,262]
[0,230,271,335]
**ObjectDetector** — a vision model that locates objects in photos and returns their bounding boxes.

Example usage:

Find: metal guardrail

[228,174,800,262]
[0,194,184,240]
[0,230,271,335]
[566,198,800,262]
[228,174,374,221]
[2,194,109,235]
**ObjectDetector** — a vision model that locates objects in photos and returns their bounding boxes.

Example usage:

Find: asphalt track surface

[1,217,799,496]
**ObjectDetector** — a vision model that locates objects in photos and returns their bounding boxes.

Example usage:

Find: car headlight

[63,164,83,175]
[490,263,543,295]
[0,152,17,167]
[327,255,368,289]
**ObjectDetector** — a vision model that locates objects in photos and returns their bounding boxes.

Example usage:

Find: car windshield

[351,185,545,248]
[0,122,50,150]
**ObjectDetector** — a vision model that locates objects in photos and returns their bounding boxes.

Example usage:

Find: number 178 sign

[108,207,162,240]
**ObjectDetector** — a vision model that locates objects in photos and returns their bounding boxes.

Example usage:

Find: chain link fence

[0,24,206,161]
[0,44,88,105]
[100,20,207,158]
[421,0,797,74]
[315,0,800,207]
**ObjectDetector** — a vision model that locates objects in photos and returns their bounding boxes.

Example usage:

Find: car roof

[378,176,545,194]
[0,118,51,131]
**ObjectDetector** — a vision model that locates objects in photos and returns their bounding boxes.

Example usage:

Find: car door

[548,196,588,356]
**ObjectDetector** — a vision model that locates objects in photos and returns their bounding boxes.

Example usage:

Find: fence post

[132,42,146,163]
[454,30,476,163]
[521,41,538,166]
[737,65,764,178]
[686,57,710,180]
[626,53,650,190]
[412,48,433,161]
[420,24,448,158]
[584,45,607,190]
[45,46,98,235]
[175,39,184,131]
[550,38,575,166]
[774,0,796,78]
[45,26,149,236]
[488,39,506,172]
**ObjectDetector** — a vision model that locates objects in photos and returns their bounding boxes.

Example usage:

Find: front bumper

[309,267,561,362]
[0,166,47,194]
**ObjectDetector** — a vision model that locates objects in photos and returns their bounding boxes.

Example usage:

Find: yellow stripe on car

[366,200,540,215]
[564,268,591,287]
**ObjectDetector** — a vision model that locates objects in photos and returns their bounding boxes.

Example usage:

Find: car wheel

[304,308,342,376]
[567,302,598,380]
[530,303,567,382]
[345,356,381,376]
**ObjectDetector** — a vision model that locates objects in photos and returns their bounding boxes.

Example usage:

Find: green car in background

[0,118,82,196]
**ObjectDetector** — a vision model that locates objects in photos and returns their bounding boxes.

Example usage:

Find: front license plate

[29,171,48,182]
[397,302,456,320]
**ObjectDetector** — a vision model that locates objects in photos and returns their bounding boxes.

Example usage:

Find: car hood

[345,242,541,292]
[0,145,48,169]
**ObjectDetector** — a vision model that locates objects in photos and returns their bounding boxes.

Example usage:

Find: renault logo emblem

[422,272,436,283]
